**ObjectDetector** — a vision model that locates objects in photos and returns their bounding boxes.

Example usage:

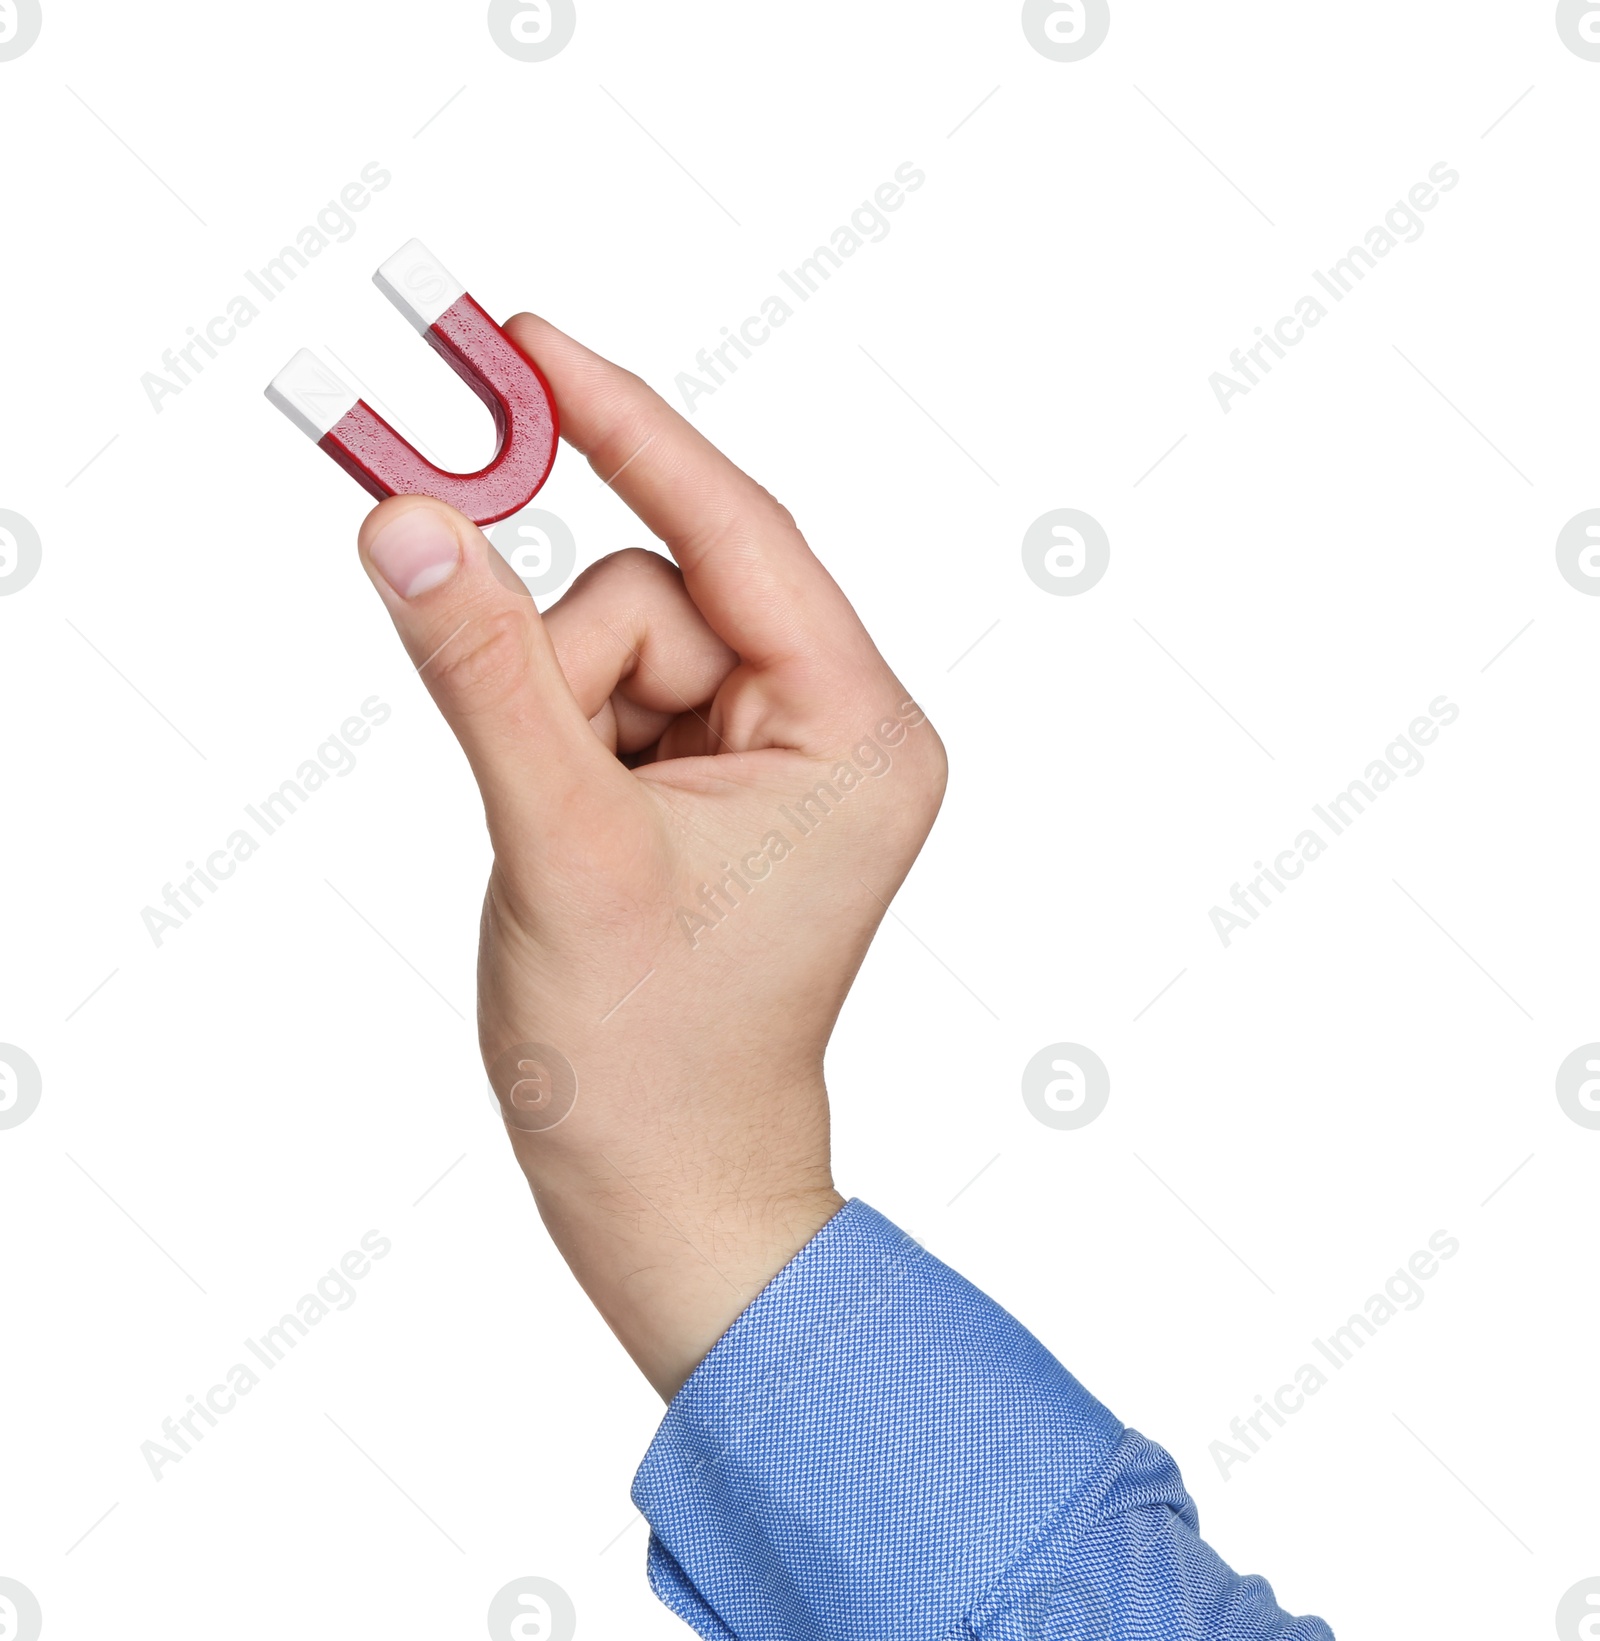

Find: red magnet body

[265,240,558,527]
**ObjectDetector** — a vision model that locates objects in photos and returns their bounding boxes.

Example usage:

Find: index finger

[506,312,876,675]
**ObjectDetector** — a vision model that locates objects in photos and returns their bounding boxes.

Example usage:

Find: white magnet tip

[265,349,359,442]
[373,239,466,333]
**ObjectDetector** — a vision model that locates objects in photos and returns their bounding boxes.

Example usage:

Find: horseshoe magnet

[265,240,558,526]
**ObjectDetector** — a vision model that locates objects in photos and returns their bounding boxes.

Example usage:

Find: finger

[357,495,623,842]
[542,548,738,757]
[506,313,882,679]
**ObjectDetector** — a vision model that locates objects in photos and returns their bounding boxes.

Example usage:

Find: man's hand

[356,316,946,1398]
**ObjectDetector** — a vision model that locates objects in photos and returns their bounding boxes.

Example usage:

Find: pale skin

[357,315,947,1400]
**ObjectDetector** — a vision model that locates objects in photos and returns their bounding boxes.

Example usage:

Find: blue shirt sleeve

[631,1199,1333,1640]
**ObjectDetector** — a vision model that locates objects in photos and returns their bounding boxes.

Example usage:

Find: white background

[2,2,1597,1636]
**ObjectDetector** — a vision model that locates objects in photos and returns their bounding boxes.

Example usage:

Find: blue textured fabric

[633,1199,1333,1640]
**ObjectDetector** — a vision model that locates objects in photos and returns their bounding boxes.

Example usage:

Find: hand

[356,316,947,1398]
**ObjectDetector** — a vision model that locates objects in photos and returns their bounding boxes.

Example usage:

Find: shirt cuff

[631,1199,1128,1639]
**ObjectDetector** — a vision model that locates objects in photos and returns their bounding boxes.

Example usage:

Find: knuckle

[895,719,948,805]
[564,549,681,624]
[919,724,951,801]
[756,485,800,536]
[888,713,949,818]
[595,545,677,589]
[426,609,531,718]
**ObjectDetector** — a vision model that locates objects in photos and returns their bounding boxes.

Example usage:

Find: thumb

[357,495,612,852]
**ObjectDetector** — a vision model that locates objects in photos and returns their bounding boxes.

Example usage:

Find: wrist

[508,1121,843,1399]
